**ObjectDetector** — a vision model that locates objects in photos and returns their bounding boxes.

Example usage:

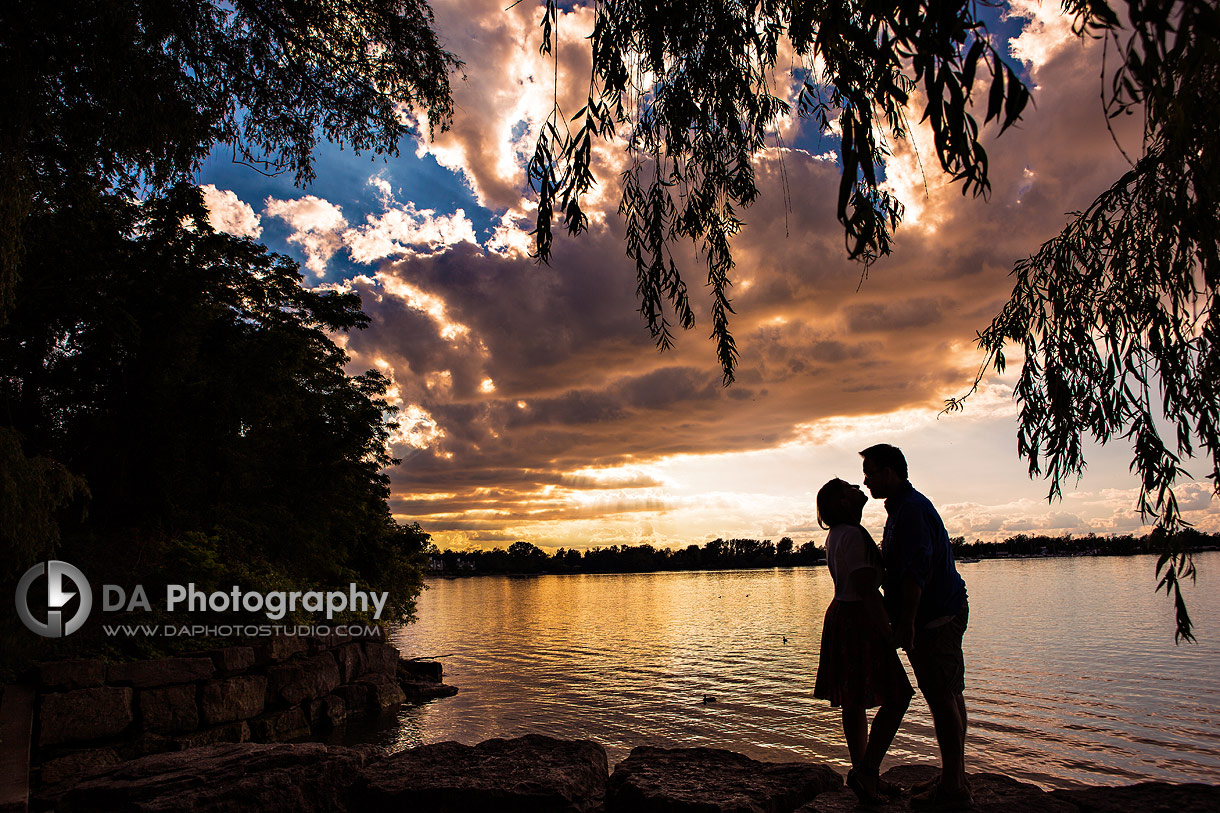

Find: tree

[944,0,1218,641]
[0,184,430,625]
[531,0,1216,641]
[0,0,458,315]
[0,2,458,668]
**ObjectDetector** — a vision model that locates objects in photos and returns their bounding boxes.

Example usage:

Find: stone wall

[31,633,455,788]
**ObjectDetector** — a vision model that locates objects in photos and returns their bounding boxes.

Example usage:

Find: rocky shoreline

[33,734,1220,812]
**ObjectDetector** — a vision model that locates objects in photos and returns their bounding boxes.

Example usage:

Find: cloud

[263,195,349,277]
[200,185,261,239]
[298,1,1217,549]
[264,178,478,275]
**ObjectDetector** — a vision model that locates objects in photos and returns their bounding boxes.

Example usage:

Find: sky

[196,0,1218,551]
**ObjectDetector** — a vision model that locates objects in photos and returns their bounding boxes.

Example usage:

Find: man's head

[859,444,908,499]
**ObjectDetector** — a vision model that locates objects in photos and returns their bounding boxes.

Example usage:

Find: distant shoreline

[425,543,1219,579]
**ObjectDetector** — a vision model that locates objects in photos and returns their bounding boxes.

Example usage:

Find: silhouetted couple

[813,444,971,810]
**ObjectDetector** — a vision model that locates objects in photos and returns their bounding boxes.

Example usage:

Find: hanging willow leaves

[945,0,1220,642]
[529,0,1029,384]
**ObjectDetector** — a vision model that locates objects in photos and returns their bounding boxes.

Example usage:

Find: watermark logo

[16,560,93,638]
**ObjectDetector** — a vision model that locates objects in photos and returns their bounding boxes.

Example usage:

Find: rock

[330,682,372,717]
[172,721,251,751]
[361,641,400,677]
[398,659,443,683]
[799,766,1076,813]
[106,657,215,688]
[1051,781,1220,812]
[608,746,841,813]
[139,684,199,734]
[332,642,369,683]
[200,647,256,674]
[55,742,370,812]
[39,687,134,746]
[38,659,106,691]
[254,636,309,665]
[38,747,121,787]
[356,673,406,712]
[399,679,459,702]
[200,675,267,725]
[250,707,311,742]
[356,734,608,812]
[308,695,348,730]
[266,653,342,706]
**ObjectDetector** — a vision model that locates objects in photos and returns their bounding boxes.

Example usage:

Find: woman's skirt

[813,599,914,709]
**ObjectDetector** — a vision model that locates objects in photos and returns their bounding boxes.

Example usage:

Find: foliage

[946,0,1219,641]
[529,0,1029,383]
[534,0,1216,641]
[0,0,459,315]
[0,185,430,670]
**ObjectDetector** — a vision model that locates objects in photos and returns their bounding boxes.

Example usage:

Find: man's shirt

[881,482,968,627]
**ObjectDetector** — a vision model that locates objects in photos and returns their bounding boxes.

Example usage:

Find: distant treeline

[429,530,1220,576]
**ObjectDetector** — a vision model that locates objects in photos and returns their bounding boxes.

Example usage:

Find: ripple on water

[389,555,1220,788]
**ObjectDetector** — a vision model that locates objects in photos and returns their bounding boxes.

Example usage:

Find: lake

[385,552,1220,789]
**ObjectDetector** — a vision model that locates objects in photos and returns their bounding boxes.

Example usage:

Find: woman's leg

[864,694,910,773]
[841,705,868,768]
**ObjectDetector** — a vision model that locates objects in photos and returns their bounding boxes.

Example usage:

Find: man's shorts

[908,602,969,697]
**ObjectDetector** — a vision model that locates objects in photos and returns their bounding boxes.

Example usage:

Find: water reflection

[386,553,1220,789]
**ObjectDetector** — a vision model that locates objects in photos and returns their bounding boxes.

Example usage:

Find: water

[384,553,1220,789]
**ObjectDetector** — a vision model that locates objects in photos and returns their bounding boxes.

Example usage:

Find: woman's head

[817,478,868,529]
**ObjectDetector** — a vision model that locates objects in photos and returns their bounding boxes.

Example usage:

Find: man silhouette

[860,444,971,810]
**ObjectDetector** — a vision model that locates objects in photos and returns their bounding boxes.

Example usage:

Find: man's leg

[923,690,967,793]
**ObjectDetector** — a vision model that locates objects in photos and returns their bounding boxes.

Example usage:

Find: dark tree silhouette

[531,0,1217,641]
[0,0,459,316]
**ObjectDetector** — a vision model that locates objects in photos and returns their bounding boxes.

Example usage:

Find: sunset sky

[196,0,1219,551]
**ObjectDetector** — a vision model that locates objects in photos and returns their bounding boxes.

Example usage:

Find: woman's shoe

[847,767,887,806]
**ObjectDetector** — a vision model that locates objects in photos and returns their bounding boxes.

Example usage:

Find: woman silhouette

[813,478,913,804]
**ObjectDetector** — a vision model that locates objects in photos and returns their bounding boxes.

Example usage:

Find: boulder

[254,636,309,665]
[139,684,199,734]
[266,653,342,706]
[355,734,608,812]
[55,742,370,812]
[39,687,133,746]
[200,647,256,674]
[800,766,1075,813]
[398,659,443,683]
[250,707,311,743]
[106,657,215,688]
[200,675,267,725]
[1051,781,1220,812]
[38,747,121,787]
[172,721,251,751]
[356,673,406,712]
[608,746,841,813]
[332,642,369,683]
[360,642,400,677]
[399,679,459,702]
[38,659,106,691]
[330,682,372,717]
[308,695,348,730]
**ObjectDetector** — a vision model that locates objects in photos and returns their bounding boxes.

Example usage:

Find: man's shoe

[910,781,974,811]
[876,775,903,798]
